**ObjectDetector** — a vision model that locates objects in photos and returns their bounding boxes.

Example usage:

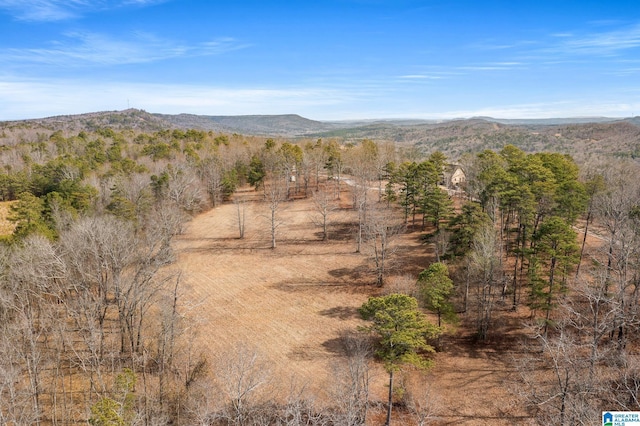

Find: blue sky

[1,0,640,121]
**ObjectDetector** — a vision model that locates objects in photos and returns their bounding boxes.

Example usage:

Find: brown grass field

[0,201,16,236]
[172,187,533,425]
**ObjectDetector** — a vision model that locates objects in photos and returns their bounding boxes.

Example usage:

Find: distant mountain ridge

[153,113,337,136]
[2,109,639,160]
[3,108,635,134]
[467,116,621,126]
[4,108,634,135]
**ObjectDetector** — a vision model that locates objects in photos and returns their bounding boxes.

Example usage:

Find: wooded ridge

[4,109,640,160]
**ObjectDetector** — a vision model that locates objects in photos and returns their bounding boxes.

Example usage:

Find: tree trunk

[512,222,522,310]
[576,210,591,277]
[236,199,246,239]
[322,213,328,241]
[385,370,394,426]
[464,258,470,313]
[271,208,277,249]
[544,256,557,339]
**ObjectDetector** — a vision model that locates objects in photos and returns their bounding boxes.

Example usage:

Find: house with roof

[442,163,466,189]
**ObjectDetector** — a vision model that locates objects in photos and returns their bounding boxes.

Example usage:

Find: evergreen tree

[529,217,580,336]
[360,294,440,425]
[418,262,457,328]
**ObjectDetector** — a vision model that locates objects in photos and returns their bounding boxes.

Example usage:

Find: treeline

[445,147,640,424]
[1,122,640,424]
[335,141,640,424]
[0,126,407,424]
[0,126,397,242]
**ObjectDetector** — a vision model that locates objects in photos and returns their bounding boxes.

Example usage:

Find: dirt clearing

[172,191,529,424]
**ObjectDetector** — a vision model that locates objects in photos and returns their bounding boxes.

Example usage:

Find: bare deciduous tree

[562,273,620,379]
[469,222,501,341]
[235,197,247,239]
[310,186,338,241]
[383,274,418,297]
[213,343,272,425]
[591,163,640,351]
[330,331,373,426]
[364,205,404,286]
[613,356,640,411]
[402,371,441,426]
[1,235,66,425]
[199,154,227,208]
[515,326,598,426]
[263,172,287,249]
[166,163,204,213]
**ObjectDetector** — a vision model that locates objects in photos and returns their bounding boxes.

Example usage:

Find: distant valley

[2,109,640,161]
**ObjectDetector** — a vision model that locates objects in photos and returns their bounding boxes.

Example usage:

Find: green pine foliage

[359,294,439,371]
[528,216,580,331]
[418,262,458,328]
[447,202,491,256]
[89,369,136,426]
[8,192,55,240]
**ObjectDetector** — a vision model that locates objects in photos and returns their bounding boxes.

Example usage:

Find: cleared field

[172,190,529,424]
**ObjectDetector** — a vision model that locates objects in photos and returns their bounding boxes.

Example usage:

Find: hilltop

[2,109,640,160]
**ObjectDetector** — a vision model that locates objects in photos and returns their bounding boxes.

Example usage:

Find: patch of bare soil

[172,190,533,424]
[173,192,380,399]
[427,309,533,425]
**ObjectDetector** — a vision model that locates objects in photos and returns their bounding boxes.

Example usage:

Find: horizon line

[1,108,637,124]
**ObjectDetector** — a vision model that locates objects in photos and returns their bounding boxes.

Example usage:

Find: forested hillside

[5,109,640,159]
[0,114,639,424]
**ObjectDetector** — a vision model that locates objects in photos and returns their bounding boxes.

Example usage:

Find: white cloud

[0,0,167,21]
[1,77,639,122]
[417,101,640,120]
[0,0,86,20]
[560,23,640,56]
[458,62,525,71]
[472,24,640,66]
[398,74,443,80]
[528,23,640,60]
[0,78,350,120]
[0,32,248,66]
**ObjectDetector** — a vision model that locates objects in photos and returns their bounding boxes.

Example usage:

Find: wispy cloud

[556,23,640,56]
[517,23,640,63]
[458,62,525,71]
[469,39,538,52]
[0,78,352,120]
[419,100,640,120]
[0,31,248,66]
[405,62,527,77]
[2,75,639,122]
[609,67,640,77]
[0,0,167,21]
[0,0,87,21]
[471,23,640,66]
[398,74,444,80]
[395,68,464,82]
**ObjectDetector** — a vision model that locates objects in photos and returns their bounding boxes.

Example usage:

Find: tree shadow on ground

[318,306,360,320]
[438,305,535,365]
[325,222,358,242]
[321,337,347,356]
[328,263,371,281]
[271,279,373,295]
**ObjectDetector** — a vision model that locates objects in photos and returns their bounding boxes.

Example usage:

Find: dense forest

[1,114,640,425]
